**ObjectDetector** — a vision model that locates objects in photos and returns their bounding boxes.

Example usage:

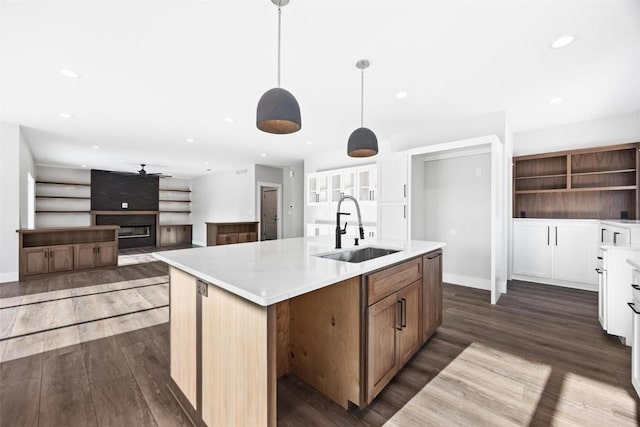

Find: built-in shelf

[35,210,91,214]
[36,181,91,186]
[159,189,191,193]
[514,143,639,219]
[36,196,90,200]
[160,210,192,213]
[159,199,190,202]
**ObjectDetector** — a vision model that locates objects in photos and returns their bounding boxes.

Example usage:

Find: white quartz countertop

[627,258,640,270]
[152,236,445,306]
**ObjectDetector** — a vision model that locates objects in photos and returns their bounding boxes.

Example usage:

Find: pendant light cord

[277,5,282,88]
[360,68,364,128]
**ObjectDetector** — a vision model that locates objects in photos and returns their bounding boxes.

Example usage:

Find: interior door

[262,188,278,240]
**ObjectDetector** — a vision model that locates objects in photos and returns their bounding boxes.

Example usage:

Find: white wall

[19,132,36,228]
[423,153,492,289]
[191,165,256,246]
[514,112,640,155]
[282,162,304,239]
[1,123,23,282]
[393,112,506,153]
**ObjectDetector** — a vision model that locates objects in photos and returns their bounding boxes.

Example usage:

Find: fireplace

[93,211,158,249]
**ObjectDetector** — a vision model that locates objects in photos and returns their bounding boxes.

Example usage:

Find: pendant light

[256,0,301,134]
[347,59,378,157]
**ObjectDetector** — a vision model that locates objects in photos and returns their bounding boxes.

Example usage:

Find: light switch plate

[197,280,208,297]
[122,202,128,208]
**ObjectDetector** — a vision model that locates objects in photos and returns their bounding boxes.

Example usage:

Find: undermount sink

[316,246,401,263]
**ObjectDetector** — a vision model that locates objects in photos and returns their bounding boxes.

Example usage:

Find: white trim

[444,273,491,290]
[257,181,282,240]
[406,134,501,156]
[422,145,492,162]
[0,272,19,283]
[511,274,597,292]
[192,239,207,247]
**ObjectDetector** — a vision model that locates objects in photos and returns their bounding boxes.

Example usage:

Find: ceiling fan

[136,164,172,178]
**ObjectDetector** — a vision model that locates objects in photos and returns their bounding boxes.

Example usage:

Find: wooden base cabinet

[423,250,443,342]
[159,224,192,247]
[18,226,119,280]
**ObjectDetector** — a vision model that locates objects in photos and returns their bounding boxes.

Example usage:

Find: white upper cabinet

[330,170,357,203]
[377,154,408,203]
[357,166,377,203]
[307,173,329,205]
[307,165,376,206]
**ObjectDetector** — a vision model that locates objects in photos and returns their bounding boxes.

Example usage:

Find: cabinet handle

[44,250,48,258]
[403,205,407,219]
[403,184,407,198]
[50,250,53,258]
[547,226,550,246]
[396,301,403,331]
[595,268,603,274]
[601,228,606,243]
[597,256,603,260]
[401,298,407,328]
[555,226,558,246]
[632,284,640,290]
[427,253,442,260]
[614,232,620,244]
[628,302,640,315]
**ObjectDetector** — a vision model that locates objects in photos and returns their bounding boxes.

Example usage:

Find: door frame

[257,182,282,240]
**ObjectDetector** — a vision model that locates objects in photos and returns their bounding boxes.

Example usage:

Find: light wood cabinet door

[96,242,117,267]
[48,246,74,273]
[22,247,49,276]
[397,280,422,367]
[75,244,96,269]
[423,251,443,342]
[367,293,399,403]
[161,226,177,247]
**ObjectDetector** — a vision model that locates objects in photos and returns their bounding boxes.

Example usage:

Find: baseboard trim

[511,274,597,292]
[0,271,18,284]
[443,273,491,290]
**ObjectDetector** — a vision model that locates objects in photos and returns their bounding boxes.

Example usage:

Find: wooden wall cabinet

[159,224,192,247]
[514,143,639,219]
[206,222,258,246]
[18,226,119,280]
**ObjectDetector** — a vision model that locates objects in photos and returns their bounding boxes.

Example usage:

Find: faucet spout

[336,195,365,249]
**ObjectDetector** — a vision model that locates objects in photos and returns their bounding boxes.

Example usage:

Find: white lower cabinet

[512,219,598,288]
[378,202,407,240]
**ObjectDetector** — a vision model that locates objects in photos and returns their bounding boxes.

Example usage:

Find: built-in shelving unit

[513,143,639,219]
[206,222,258,246]
[35,179,92,227]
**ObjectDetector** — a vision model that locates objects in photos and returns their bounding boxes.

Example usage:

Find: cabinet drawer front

[367,258,422,305]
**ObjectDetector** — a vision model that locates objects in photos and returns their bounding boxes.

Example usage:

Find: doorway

[258,182,282,241]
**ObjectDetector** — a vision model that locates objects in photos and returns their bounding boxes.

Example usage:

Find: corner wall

[1,123,35,283]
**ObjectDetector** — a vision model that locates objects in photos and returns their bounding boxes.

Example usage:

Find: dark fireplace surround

[95,213,157,249]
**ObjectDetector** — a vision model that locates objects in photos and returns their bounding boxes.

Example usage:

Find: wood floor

[1,250,638,426]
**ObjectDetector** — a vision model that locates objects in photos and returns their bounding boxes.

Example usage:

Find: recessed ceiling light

[306,140,313,145]
[224,117,234,123]
[59,112,74,119]
[550,35,575,49]
[81,164,87,168]
[186,138,196,143]
[395,91,408,99]
[91,145,100,149]
[548,97,563,104]
[260,153,267,157]
[60,69,81,78]
[204,161,209,165]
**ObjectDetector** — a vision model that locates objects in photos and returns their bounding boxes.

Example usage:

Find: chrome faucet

[336,195,365,249]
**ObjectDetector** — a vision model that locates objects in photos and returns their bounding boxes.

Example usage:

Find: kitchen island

[153,236,445,426]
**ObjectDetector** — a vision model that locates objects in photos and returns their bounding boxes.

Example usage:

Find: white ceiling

[1,0,639,178]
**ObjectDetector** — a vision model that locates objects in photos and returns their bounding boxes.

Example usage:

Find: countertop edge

[153,242,445,306]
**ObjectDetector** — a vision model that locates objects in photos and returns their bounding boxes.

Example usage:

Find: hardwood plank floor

[0,248,638,426]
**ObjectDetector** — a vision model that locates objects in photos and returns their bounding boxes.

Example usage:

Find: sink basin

[316,246,400,263]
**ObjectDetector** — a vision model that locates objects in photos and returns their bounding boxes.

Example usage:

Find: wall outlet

[475,168,482,177]
[121,202,128,209]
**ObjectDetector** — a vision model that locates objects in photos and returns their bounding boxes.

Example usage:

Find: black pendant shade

[256,87,301,134]
[348,127,378,157]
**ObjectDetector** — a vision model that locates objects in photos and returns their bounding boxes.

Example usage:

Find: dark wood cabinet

[514,143,639,219]
[18,226,119,280]
[423,250,443,343]
[206,222,258,246]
